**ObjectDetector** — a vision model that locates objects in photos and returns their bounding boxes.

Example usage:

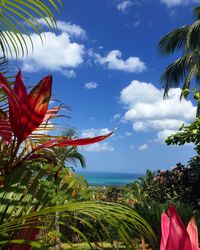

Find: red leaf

[43,105,61,122]
[16,75,52,143]
[0,118,12,143]
[187,216,199,250]
[32,131,114,152]
[160,212,170,250]
[166,205,192,250]
[14,69,27,103]
[0,73,20,135]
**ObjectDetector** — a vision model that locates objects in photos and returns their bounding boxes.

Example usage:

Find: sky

[10,0,200,173]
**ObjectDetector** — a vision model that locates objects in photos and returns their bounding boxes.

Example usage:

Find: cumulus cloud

[117,0,133,12]
[5,21,86,77]
[36,18,86,38]
[84,81,98,90]
[16,32,84,76]
[138,144,149,151]
[81,128,114,152]
[160,0,199,7]
[94,50,146,73]
[120,80,196,142]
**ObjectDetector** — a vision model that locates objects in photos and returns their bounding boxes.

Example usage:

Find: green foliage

[166,118,200,157]
[40,230,60,247]
[147,161,200,207]
[104,186,122,202]
[124,170,155,204]
[0,195,156,248]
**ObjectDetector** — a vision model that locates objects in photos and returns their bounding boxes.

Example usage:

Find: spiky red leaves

[32,131,114,152]
[16,75,52,143]
[0,70,52,143]
[0,70,113,153]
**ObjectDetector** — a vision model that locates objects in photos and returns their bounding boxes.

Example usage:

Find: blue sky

[11,0,199,173]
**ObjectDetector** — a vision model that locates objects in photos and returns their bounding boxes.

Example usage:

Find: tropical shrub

[125,170,155,204]
[147,161,200,207]
[166,118,200,161]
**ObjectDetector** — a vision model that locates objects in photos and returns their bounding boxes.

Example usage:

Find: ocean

[77,171,143,186]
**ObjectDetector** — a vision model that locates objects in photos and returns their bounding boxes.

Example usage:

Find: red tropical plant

[160,205,199,250]
[0,70,113,176]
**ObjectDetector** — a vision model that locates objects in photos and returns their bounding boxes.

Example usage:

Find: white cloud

[156,129,176,143]
[117,1,133,12]
[84,82,98,90]
[81,128,114,152]
[120,80,196,143]
[95,50,146,73]
[5,21,86,77]
[56,21,86,38]
[84,142,114,152]
[62,70,76,78]
[138,144,149,151]
[133,119,185,131]
[161,0,199,7]
[36,18,86,38]
[16,32,84,76]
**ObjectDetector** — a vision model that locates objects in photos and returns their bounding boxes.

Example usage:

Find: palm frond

[158,26,189,55]
[0,166,156,248]
[0,201,156,248]
[186,19,200,51]
[194,6,200,20]
[161,52,197,96]
[0,0,62,58]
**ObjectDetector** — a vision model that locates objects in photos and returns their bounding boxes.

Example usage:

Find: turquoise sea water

[77,171,143,186]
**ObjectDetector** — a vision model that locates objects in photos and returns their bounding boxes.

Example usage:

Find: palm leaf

[0,0,62,58]
[0,166,156,248]
[158,26,189,55]
[194,6,200,20]
[160,51,199,96]
[186,19,200,51]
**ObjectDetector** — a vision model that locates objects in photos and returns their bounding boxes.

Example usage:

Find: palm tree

[158,6,200,117]
[55,128,86,170]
